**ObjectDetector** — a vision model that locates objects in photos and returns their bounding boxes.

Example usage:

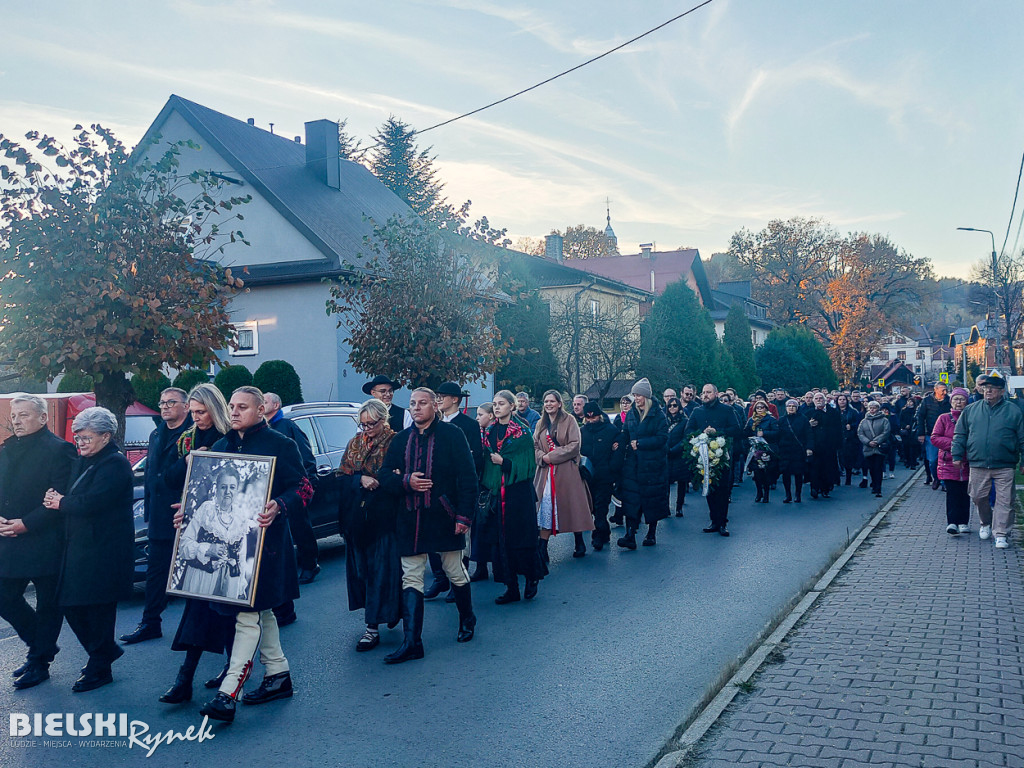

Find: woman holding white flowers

[744,401,779,503]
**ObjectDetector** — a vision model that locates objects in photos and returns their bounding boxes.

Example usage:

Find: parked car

[130,403,361,581]
[281,401,361,538]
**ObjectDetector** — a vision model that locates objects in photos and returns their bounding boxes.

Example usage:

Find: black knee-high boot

[384,588,425,664]
[160,646,202,703]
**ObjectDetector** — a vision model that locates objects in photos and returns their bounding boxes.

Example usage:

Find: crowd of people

[0,371,1020,726]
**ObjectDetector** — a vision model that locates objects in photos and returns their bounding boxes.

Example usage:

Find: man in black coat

[807,391,842,498]
[121,387,192,645]
[580,402,621,550]
[379,388,478,664]
[0,394,77,689]
[363,375,407,432]
[685,383,745,536]
[198,386,312,724]
[422,382,482,601]
[265,392,320,587]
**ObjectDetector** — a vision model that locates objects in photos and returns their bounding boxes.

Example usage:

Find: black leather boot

[423,574,450,600]
[573,532,586,558]
[199,692,235,723]
[384,588,425,664]
[159,666,194,703]
[642,521,658,546]
[495,580,521,605]
[617,525,637,550]
[452,584,476,643]
[539,537,550,565]
[241,671,293,705]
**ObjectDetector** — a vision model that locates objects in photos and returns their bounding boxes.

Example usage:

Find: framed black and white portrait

[167,451,276,608]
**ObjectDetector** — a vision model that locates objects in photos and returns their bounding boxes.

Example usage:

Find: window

[231,321,258,356]
[590,299,599,319]
[897,351,906,361]
[880,351,889,361]
[916,350,925,360]
[314,415,358,453]
[292,416,321,454]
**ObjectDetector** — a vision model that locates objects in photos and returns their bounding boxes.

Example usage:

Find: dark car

[130,401,361,581]
[280,401,361,537]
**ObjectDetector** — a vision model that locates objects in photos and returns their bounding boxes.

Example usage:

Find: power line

[999,146,1024,258]
[414,0,718,137]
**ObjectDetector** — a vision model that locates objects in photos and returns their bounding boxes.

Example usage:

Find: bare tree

[547,288,640,399]
[970,250,1024,376]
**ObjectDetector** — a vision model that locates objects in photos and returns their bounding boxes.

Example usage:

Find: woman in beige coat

[534,391,594,560]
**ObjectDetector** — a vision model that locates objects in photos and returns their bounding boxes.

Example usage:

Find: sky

[2,0,1023,279]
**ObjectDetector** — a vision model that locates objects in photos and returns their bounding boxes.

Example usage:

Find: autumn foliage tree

[0,125,248,441]
[326,215,507,391]
[729,218,932,383]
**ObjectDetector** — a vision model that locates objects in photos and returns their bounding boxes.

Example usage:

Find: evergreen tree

[723,303,760,395]
[755,326,837,393]
[369,116,457,228]
[494,256,562,395]
[638,279,721,392]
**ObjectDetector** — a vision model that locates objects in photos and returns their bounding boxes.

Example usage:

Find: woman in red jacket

[930,387,970,535]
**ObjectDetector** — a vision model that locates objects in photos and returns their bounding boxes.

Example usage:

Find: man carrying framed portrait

[175,386,313,724]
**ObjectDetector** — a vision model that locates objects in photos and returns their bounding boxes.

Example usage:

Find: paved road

[0,468,915,768]
[683,475,1024,768]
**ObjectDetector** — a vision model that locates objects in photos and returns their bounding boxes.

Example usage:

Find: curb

[652,467,925,768]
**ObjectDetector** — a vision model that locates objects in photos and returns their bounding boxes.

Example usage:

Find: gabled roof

[520,252,652,299]
[570,248,712,304]
[871,360,915,383]
[136,95,416,282]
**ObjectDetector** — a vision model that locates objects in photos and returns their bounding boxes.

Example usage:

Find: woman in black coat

[776,399,814,504]
[338,399,402,652]
[665,398,690,516]
[159,383,235,704]
[618,390,669,548]
[836,395,864,486]
[43,407,134,693]
[744,401,780,503]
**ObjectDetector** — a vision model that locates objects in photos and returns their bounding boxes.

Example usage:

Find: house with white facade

[861,326,942,383]
[134,95,501,404]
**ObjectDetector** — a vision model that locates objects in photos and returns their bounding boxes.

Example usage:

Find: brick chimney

[544,234,564,261]
[304,119,340,189]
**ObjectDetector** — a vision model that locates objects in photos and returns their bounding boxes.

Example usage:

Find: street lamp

[957,227,1001,368]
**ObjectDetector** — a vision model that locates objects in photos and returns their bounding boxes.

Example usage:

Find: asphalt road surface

[0,466,916,768]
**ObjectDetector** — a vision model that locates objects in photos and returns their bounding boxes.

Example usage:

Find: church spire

[603,196,617,249]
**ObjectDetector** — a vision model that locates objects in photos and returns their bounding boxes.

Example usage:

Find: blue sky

[2,0,1022,278]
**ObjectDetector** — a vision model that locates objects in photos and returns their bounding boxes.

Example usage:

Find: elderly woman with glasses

[42,406,134,693]
[338,399,401,652]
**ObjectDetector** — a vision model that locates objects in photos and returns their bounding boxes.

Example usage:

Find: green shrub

[214,365,254,402]
[253,360,303,406]
[56,370,94,393]
[173,368,210,395]
[131,370,172,411]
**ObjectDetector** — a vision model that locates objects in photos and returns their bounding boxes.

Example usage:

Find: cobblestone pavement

[685,477,1024,768]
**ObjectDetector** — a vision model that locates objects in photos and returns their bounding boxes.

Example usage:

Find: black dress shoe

[120,623,161,645]
[719,527,730,537]
[524,580,539,600]
[11,661,31,678]
[356,631,380,652]
[591,539,605,552]
[573,543,587,558]
[13,665,49,690]
[205,663,228,689]
[199,692,235,723]
[297,565,321,585]
[242,671,293,705]
[72,670,113,693]
[495,586,521,605]
[702,525,720,533]
[276,611,297,627]
[159,670,193,703]
[642,535,656,547]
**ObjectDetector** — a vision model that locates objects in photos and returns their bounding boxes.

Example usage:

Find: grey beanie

[631,377,653,398]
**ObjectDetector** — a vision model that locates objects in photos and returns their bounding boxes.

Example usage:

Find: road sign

[877,378,885,388]
[939,372,949,384]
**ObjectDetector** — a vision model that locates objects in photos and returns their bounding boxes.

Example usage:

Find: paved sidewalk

[680,477,1024,768]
